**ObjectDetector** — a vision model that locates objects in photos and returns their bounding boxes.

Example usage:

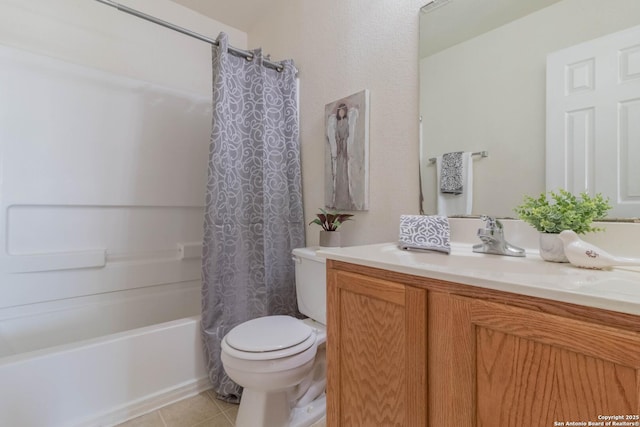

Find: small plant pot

[539,233,569,263]
[319,231,341,247]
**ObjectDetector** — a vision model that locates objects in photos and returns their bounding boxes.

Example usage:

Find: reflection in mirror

[419,0,640,219]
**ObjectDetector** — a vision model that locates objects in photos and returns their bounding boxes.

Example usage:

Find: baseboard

[75,376,212,427]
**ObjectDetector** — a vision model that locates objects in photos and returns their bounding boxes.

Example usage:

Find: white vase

[539,233,569,263]
[319,230,341,247]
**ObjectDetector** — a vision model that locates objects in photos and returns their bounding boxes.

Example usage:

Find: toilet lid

[225,315,313,353]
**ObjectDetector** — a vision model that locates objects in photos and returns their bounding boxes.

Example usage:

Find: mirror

[419,0,640,219]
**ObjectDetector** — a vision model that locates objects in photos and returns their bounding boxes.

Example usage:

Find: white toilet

[220,247,327,427]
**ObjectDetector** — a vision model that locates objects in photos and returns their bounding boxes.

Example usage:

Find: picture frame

[324,89,370,211]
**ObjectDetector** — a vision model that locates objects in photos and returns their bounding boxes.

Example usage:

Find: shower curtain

[201,33,305,401]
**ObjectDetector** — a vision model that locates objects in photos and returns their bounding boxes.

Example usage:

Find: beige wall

[250,0,425,246]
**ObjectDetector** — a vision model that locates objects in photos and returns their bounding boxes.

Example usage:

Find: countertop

[318,243,640,316]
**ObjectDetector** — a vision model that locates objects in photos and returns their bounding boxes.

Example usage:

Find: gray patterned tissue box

[398,215,451,254]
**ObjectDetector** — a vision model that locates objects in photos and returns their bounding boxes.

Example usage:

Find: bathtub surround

[0,40,212,427]
[201,33,305,402]
[0,0,246,425]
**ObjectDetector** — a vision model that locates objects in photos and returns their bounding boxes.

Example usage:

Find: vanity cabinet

[326,266,427,426]
[327,260,640,427]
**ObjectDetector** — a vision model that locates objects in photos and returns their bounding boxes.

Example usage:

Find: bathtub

[0,282,210,427]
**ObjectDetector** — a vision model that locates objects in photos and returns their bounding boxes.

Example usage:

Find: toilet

[220,247,327,427]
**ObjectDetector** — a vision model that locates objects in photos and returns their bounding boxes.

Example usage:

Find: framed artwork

[324,89,370,211]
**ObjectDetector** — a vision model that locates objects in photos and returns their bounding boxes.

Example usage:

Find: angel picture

[324,90,369,211]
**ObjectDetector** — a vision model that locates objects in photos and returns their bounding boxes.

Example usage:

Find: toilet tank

[292,247,327,325]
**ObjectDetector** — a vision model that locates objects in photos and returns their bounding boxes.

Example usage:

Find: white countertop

[318,243,640,316]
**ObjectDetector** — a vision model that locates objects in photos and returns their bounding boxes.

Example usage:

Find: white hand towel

[436,152,473,216]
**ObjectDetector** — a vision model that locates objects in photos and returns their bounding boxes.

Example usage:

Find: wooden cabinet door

[474,300,640,426]
[432,292,640,427]
[428,291,476,427]
[326,268,427,427]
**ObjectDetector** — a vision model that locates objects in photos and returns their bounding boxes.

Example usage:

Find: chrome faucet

[473,216,526,257]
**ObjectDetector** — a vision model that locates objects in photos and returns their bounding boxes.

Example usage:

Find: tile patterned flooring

[116,391,237,427]
[116,390,327,427]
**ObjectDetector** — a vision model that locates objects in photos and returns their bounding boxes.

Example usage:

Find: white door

[547,24,640,218]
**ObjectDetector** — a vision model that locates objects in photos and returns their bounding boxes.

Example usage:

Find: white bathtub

[0,282,209,427]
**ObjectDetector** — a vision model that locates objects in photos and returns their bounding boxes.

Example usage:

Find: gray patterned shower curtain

[201,33,305,401]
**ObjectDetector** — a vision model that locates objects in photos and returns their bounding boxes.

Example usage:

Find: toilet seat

[223,315,316,361]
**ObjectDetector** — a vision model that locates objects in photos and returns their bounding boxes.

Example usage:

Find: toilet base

[235,388,326,427]
[290,393,326,427]
[235,388,290,427]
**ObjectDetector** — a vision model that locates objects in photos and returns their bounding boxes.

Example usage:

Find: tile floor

[116,391,237,427]
[116,390,327,427]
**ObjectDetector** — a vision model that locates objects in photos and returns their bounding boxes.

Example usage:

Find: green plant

[309,208,353,231]
[514,189,611,234]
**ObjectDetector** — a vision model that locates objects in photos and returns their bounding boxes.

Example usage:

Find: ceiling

[170,0,272,32]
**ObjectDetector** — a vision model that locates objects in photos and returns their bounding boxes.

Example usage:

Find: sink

[383,244,567,275]
[318,242,640,315]
[380,244,640,296]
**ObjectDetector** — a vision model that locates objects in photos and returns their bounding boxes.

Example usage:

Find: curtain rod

[93,0,284,72]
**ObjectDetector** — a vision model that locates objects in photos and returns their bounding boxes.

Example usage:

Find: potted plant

[514,189,611,262]
[309,208,353,247]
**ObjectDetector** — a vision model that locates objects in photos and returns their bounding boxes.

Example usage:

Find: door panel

[547,24,640,217]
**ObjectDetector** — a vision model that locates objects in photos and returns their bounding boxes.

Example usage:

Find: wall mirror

[419,0,640,219]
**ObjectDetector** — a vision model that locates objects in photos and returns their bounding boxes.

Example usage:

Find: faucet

[473,216,526,257]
